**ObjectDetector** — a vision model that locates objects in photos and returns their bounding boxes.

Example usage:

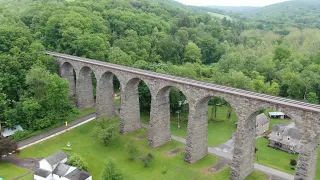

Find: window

[287,136,290,141]
[277,132,280,136]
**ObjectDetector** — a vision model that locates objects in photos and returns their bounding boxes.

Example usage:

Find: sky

[175,0,291,7]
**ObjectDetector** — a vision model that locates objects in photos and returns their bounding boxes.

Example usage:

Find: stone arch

[60,62,76,99]
[96,71,121,117]
[120,77,152,134]
[149,85,190,148]
[244,107,319,180]
[76,66,97,109]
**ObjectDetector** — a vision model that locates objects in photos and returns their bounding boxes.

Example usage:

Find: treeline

[0,0,319,134]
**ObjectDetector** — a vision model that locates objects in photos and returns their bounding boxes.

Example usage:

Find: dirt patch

[166,148,183,156]
[2,154,42,172]
[205,158,232,174]
[135,134,148,140]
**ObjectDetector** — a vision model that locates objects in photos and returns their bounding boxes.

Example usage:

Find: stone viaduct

[47,51,320,180]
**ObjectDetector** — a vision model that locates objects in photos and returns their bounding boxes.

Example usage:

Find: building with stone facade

[255,113,270,136]
[269,122,302,154]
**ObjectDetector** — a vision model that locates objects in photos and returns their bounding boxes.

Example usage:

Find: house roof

[64,169,91,180]
[256,113,269,125]
[53,163,71,176]
[45,150,67,166]
[272,123,288,132]
[283,123,301,139]
[269,112,285,116]
[34,168,51,178]
[1,125,23,137]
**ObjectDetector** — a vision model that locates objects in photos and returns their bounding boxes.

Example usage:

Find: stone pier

[120,78,141,134]
[149,87,171,147]
[184,102,208,163]
[96,72,115,117]
[76,66,94,109]
[295,134,319,180]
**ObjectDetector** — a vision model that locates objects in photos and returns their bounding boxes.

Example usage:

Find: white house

[39,151,68,172]
[256,113,270,136]
[35,151,92,180]
[269,122,302,154]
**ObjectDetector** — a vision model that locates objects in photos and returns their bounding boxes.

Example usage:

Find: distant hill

[207,6,259,13]
[207,0,320,29]
[247,0,320,29]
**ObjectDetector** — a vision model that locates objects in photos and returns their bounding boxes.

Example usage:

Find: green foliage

[62,147,72,151]
[184,41,202,64]
[68,153,88,171]
[141,153,154,168]
[11,130,31,141]
[290,159,297,167]
[125,140,139,161]
[100,157,123,180]
[306,92,319,104]
[93,116,119,146]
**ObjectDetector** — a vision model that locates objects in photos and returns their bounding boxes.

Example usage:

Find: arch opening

[76,66,97,109]
[61,62,76,102]
[148,86,189,148]
[120,78,151,134]
[185,96,238,164]
[96,71,121,117]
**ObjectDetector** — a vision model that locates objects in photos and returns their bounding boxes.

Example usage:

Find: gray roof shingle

[256,113,269,125]
[34,168,51,178]
[64,169,91,180]
[45,150,67,166]
[52,163,71,176]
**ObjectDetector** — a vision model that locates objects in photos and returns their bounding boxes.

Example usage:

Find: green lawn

[18,107,96,141]
[0,162,30,179]
[16,118,267,180]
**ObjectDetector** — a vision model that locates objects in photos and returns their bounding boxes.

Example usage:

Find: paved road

[18,113,96,148]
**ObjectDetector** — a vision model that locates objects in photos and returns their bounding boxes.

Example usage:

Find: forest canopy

[0,0,319,134]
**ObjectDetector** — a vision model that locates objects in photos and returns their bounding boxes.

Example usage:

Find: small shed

[269,112,286,119]
[1,125,23,137]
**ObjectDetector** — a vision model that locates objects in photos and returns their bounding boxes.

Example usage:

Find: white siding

[39,160,52,172]
[86,176,92,180]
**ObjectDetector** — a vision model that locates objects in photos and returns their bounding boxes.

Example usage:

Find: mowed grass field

[10,118,268,180]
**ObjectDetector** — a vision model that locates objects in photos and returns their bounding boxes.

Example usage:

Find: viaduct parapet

[48,51,320,180]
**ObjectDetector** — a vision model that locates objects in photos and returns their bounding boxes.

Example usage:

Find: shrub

[11,130,31,141]
[62,147,72,151]
[126,140,139,161]
[34,118,52,130]
[92,116,119,146]
[0,137,18,158]
[67,153,88,171]
[101,157,123,180]
[141,153,154,168]
[290,159,297,166]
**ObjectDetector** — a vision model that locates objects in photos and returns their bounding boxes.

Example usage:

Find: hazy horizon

[175,0,291,7]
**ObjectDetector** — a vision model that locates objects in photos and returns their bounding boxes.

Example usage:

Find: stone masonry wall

[96,72,115,117]
[55,56,320,180]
